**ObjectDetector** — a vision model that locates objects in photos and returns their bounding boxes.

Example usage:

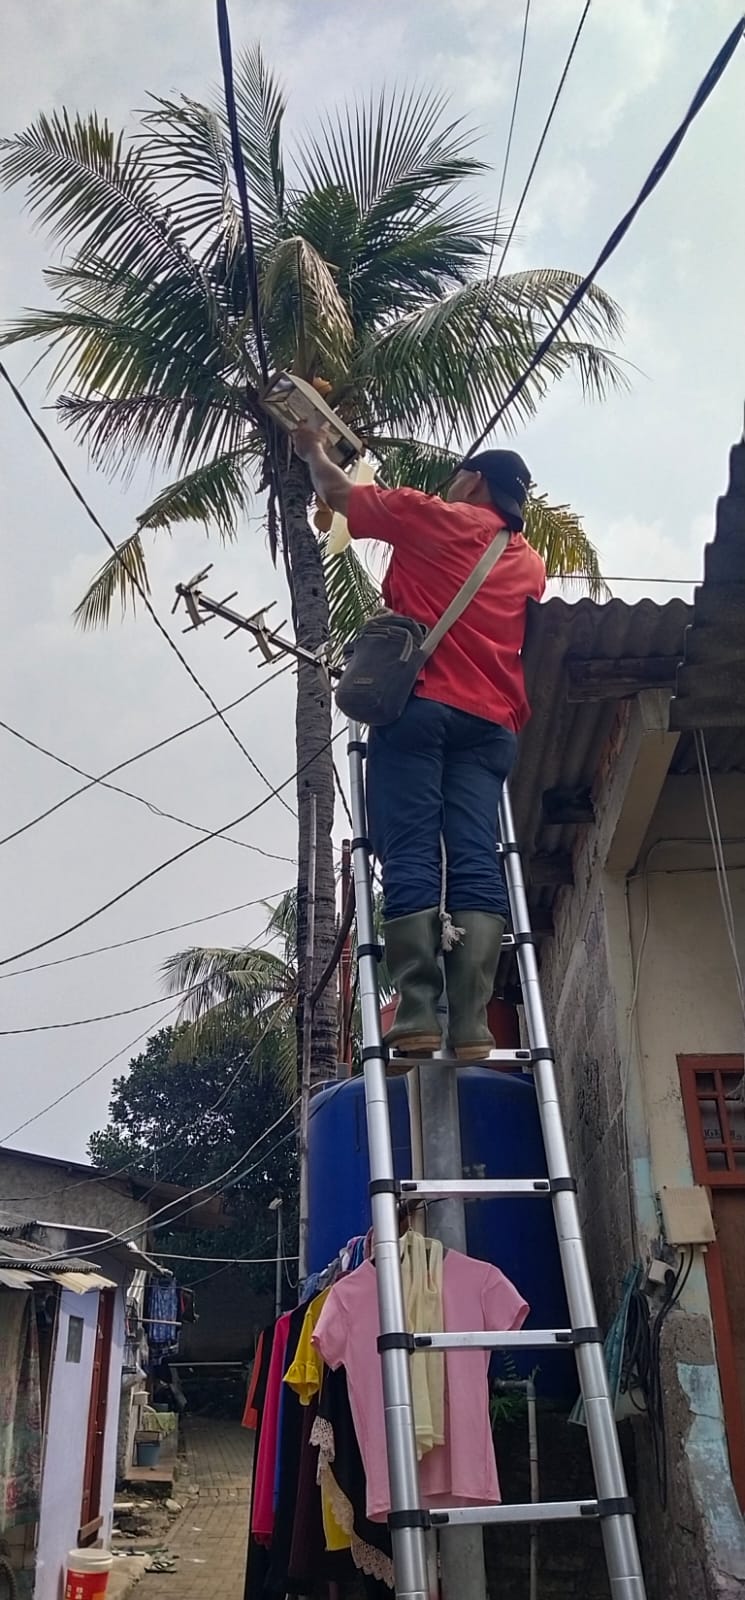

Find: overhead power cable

[455,14,745,469]
[0,990,196,1036]
[0,889,289,982]
[0,999,187,1145]
[444,0,533,454]
[0,716,295,864]
[0,661,293,852]
[1,956,287,1167]
[0,728,343,969]
[0,358,295,818]
[494,0,592,279]
[23,1099,299,1263]
[492,0,532,260]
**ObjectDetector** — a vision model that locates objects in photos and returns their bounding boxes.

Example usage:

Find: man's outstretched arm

[293,423,353,516]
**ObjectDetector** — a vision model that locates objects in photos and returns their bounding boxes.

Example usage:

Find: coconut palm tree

[164,886,391,1094]
[0,51,624,1082]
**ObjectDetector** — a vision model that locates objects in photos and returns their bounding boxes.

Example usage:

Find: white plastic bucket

[64,1548,113,1600]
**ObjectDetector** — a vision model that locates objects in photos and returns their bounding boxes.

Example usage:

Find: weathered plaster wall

[537,714,745,1599]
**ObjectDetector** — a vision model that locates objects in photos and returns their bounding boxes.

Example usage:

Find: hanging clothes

[242,1329,267,1431]
[251,1310,292,1543]
[400,1232,444,1459]
[145,1279,179,1347]
[284,1288,349,1556]
[242,1323,275,1600]
[311,1363,394,1588]
[313,1247,529,1520]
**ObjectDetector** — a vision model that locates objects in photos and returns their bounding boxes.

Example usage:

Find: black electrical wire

[0,359,295,818]
[0,889,290,982]
[493,0,592,280]
[451,14,745,474]
[444,0,532,454]
[0,716,296,863]
[622,1251,695,1508]
[0,661,293,852]
[1,942,288,1156]
[0,999,187,1145]
[215,0,270,389]
[0,990,196,1036]
[0,728,344,969]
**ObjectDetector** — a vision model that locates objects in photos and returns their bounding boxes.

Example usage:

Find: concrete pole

[297,795,318,1283]
[416,1054,487,1600]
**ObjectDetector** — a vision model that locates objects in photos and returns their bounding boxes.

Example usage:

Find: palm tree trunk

[280,457,338,1087]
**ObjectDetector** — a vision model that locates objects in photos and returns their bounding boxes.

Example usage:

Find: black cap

[459,449,531,530]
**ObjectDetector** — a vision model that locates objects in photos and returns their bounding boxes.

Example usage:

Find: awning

[0,1266,115,1293]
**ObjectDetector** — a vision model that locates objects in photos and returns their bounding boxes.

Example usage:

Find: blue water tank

[307,1068,573,1402]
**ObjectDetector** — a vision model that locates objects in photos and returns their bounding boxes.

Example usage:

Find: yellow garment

[284,1288,330,1405]
[401,1232,445,1459]
[321,1478,350,1551]
[283,1290,350,1552]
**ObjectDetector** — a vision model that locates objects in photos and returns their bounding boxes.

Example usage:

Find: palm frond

[73,530,149,630]
[139,94,243,264]
[261,235,353,374]
[55,391,248,482]
[227,46,286,247]
[354,270,625,441]
[372,437,460,494]
[296,85,484,218]
[162,944,291,1019]
[263,889,298,965]
[322,540,381,660]
[0,110,201,287]
[524,495,609,599]
[136,445,261,539]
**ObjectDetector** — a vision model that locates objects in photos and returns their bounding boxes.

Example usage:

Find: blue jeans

[366,696,517,921]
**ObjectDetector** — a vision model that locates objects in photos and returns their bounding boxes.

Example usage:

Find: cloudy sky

[0,0,742,1161]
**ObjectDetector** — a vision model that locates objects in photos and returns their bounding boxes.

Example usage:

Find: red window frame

[678,1055,745,1187]
[679,1054,745,1513]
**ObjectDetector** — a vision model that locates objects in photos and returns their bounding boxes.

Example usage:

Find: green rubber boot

[383,908,443,1069]
[444,911,506,1061]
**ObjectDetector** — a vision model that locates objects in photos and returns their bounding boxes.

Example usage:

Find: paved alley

[143,1418,253,1600]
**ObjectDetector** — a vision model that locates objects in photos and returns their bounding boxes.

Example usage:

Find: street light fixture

[261,372,365,468]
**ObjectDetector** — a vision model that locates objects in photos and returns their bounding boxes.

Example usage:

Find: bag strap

[419,528,510,661]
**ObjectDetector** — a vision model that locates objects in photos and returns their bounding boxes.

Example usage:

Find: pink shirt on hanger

[313,1251,528,1521]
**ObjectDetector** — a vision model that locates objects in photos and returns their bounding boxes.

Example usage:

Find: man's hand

[293,421,330,462]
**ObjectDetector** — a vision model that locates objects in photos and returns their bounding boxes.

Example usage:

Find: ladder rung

[389,1047,533,1069]
[399,1178,551,1199]
[412,1329,573,1350]
[427,1500,601,1528]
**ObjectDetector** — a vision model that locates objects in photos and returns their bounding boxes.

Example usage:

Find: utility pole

[338,840,353,1077]
[297,795,318,1284]
[416,1052,488,1600]
[269,1195,284,1320]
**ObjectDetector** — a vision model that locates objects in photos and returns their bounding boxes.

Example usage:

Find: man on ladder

[293,424,545,1061]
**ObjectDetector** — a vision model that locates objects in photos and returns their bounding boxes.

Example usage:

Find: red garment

[242,1329,265,1431]
[251,1312,291,1543]
[347,485,546,731]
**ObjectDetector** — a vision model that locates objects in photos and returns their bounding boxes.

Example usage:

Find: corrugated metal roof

[0,1231,116,1293]
[511,595,691,860]
[670,438,745,730]
[0,1234,99,1275]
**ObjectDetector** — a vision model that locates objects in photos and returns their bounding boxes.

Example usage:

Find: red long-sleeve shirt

[347,485,545,731]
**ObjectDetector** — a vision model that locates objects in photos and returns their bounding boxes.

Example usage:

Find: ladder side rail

[348,726,429,1600]
[498,782,646,1598]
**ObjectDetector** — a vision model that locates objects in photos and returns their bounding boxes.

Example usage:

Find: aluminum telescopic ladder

[346,723,646,1600]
